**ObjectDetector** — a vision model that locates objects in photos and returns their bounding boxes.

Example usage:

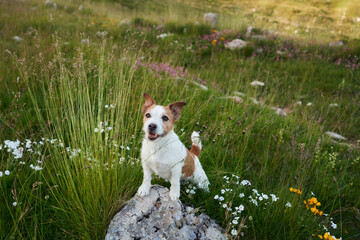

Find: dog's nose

[148,124,157,131]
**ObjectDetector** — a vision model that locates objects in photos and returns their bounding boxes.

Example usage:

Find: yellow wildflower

[212,30,217,33]
[318,235,323,239]
[212,40,217,45]
[316,202,321,206]
[220,37,225,40]
[311,197,318,204]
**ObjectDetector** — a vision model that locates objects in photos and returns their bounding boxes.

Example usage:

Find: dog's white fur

[137,94,210,200]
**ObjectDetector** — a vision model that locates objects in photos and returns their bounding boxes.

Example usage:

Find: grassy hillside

[0,0,359,239]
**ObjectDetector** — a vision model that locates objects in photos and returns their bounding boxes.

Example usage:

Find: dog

[137,93,210,200]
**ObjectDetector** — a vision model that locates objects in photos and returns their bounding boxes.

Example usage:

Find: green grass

[0,0,359,239]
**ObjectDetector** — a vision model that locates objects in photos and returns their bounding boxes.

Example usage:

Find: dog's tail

[190,131,202,158]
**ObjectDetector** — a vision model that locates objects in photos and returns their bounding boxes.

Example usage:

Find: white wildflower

[94,128,99,133]
[232,219,238,225]
[5,170,10,175]
[105,105,109,108]
[231,229,237,236]
[306,102,312,106]
[240,180,251,186]
[222,203,227,208]
[331,221,337,229]
[262,193,269,200]
[13,202,17,206]
[270,194,279,202]
[238,205,244,211]
[0,171,3,177]
[239,193,245,198]
[219,196,224,201]
[285,202,292,208]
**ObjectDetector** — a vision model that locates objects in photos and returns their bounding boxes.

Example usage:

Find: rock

[329,41,344,47]
[156,33,173,39]
[96,31,108,38]
[325,131,346,140]
[276,50,287,56]
[45,0,57,9]
[271,107,287,116]
[251,35,266,40]
[192,81,208,91]
[155,25,164,31]
[12,36,23,42]
[120,19,131,25]
[203,13,218,27]
[250,80,265,86]
[225,39,247,50]
[234,91,246,96]
[219,96,243,104]
[246,26,253,38]
[106,185,225,240]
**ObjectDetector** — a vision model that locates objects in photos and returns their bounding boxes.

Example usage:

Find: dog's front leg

[169,168,182,201]
[137,163,153,197]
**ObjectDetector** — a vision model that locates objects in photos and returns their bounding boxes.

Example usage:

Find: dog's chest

[141,138,186,179]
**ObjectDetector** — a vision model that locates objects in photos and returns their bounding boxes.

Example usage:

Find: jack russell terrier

[137,93,210,200]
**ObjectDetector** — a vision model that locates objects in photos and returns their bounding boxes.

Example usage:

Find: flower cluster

[289,187,302,195]
[317,232,340,240]
[304,197,323,216]
[213,174,280,238]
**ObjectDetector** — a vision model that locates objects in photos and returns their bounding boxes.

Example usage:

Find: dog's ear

[143,93,156,114]
[168,102,186,121]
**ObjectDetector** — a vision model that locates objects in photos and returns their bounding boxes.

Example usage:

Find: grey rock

[106,185,225,240]
[203,13,218,27]
[225,39,247,50]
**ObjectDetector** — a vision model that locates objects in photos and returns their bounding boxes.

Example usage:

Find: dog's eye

[145,113,151,118]
[162,116,169,121]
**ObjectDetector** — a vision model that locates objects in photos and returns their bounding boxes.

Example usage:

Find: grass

[0,0,359,239]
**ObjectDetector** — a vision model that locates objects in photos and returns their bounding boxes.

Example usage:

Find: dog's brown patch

[182,150,195,178]
[161,106,176,135]
[190,145,201,158]
[168,102,186,121]
[142,93,156,114]
[143,104,156,124]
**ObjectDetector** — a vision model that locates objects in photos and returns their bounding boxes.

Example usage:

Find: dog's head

[142,93,186,141]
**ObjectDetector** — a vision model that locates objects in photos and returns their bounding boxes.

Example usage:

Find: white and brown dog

[137,93,210,200]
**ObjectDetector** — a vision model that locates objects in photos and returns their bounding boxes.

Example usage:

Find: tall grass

[1,0,360,239]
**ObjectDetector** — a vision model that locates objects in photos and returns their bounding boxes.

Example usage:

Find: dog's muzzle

[148,124,160,140]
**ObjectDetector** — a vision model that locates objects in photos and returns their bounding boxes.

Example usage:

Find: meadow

[0,0,359,239]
